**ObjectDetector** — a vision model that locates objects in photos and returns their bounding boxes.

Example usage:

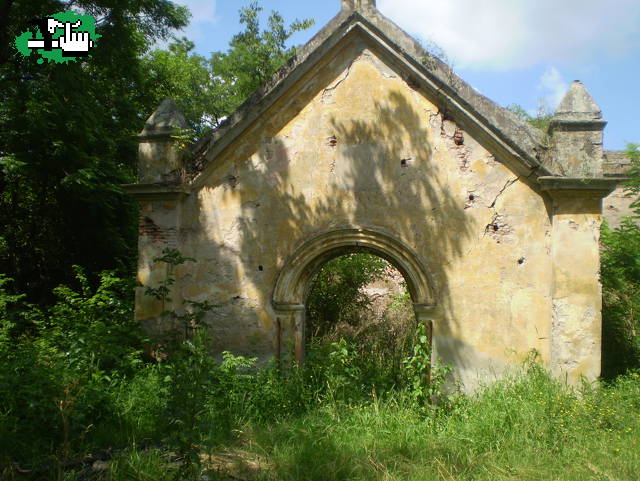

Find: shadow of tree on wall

[187,44,483,372]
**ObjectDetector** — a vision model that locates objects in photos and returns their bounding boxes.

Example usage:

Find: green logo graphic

[15,11,100,64]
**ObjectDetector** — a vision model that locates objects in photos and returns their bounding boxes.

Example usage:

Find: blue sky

[173,0,639,150]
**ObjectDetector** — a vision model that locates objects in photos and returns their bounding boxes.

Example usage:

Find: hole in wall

[453,129,464,145]
[258,265,264,271]
[226,175,238,188]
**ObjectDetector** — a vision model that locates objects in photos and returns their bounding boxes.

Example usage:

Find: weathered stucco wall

[603,186,635,228]
[132,36,568,390]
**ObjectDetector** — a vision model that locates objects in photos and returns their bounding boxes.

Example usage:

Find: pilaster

[414,303,436,381]
[539,178,617,383]
[123,99,190,335]
[274,303,305,364]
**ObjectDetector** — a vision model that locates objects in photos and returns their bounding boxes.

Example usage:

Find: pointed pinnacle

[140,99,188,136]
[554,80,603,122]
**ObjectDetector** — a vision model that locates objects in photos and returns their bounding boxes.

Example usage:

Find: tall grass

[233,367,640,481]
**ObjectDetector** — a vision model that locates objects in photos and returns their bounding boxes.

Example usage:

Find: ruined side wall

[173,37,554,388]
[604,186,635,228]
[602,151,634,227]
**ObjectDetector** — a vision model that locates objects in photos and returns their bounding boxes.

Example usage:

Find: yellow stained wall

[167,37,557,388]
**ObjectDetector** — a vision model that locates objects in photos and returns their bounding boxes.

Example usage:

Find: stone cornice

[549,119,608,132]
[122,183,190,201]
[537,177,619,198]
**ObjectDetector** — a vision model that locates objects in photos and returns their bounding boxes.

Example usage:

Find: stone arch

[272,227,437,362]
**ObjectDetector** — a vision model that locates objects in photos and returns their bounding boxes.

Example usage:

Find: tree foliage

[141,38,220,134]
[601,143,640,378]
[306,253,388,340]
[141,3,314,132]
[210,2,314,118]
[622,143,640,214]
[601,219,640,378]
[0,0,189,302]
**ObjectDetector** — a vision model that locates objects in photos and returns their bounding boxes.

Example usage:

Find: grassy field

[108,366,640,481]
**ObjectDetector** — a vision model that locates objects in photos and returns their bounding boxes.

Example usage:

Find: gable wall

[171,36,554,387]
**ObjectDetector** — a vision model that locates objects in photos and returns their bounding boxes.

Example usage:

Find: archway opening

[272,228,436,382]
[304,251,417,391]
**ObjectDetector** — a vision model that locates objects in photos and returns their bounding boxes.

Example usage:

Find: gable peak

[341,0,377,13]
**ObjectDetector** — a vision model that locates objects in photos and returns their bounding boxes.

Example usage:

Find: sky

[172,0,639,150]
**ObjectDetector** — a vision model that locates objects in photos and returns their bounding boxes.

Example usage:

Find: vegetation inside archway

[305,253,417,390]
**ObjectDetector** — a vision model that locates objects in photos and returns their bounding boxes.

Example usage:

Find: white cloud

[173,0,218,43]
[377,0,640,70]
[538,67,568,110]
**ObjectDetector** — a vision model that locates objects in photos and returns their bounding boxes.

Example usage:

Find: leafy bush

[0,268,142,470]
[601,219,640,378]
[600,144,640,378]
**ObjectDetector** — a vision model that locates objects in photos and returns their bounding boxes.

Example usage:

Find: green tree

[601,219,640,378]
[507,102,552,132]
[140,3,314,134]
[0,0,189,302]
[210,2,314,117]
[141,38,221,134]
[622,143,640,214]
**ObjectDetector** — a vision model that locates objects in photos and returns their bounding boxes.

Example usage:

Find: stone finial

[553,81,604,123]
[137,99,188,184]
[549,81,607,177]
[341,0,377,13]
[139,98,188,137]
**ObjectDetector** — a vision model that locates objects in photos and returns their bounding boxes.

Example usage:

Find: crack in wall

[488,177,518,208]
[483,176,520,243]
[321,61,354,104]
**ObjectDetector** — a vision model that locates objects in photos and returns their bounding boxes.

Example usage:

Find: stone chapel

[125,0,631,389]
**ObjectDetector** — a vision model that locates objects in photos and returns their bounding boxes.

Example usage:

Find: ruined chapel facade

[125,0,629,389]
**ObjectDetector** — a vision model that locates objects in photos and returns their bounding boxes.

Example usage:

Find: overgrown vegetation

[0,1,313,303]
[601,143,640,379]
[1,240,639,479]
[507,102,553,132]
[2,276,639,480]
[306,254,428,395]
[0,251,435,479]
[1,1,640,479]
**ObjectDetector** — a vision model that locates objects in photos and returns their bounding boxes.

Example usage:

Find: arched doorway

[272,227,436,363]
